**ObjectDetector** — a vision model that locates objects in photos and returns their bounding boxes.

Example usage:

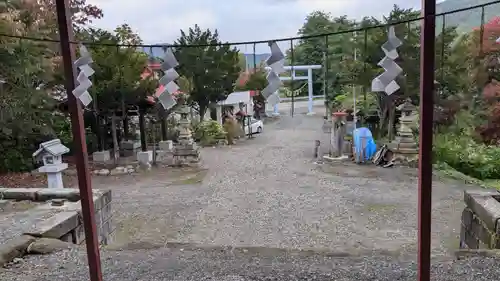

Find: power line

[0,0,499,48]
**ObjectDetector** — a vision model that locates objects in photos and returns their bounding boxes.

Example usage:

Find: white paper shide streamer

[73,45,95,106]
[158,48,180,110]
[371,26,403,95]
[263,41,285,106]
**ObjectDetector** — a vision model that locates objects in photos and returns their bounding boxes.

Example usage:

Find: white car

[244,117,264,135]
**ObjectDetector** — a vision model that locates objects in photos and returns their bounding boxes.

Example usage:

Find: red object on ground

[332,111,348,117]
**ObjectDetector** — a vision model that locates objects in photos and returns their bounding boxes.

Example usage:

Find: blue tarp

[353,127,377,162]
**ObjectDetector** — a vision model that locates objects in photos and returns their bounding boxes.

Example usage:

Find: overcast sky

[87,0,427,52]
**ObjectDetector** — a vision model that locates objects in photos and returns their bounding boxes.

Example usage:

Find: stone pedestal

[460,190,500,249]
[159,140,173,151]
[120,141,140,157]
[331,112,348,157]
[137,151,153,165]
[172,104,201,167]
[156,150,174,165]
[92,150,110,163]
[38,163,68,189]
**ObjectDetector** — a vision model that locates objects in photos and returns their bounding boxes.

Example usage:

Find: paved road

[2,114,497,281]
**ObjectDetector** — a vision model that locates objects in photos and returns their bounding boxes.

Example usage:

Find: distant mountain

[142,47,268,70]
[141,46,166,58]
[436,0,500,32]
[141,47,269,69]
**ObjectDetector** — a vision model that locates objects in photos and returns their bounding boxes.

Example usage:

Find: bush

[192,120,226,146]
[0,114,73,173]
[434,132,500,180]
[0,131,53,173]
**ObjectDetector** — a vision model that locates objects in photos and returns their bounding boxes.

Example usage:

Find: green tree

[290,5,467,139]
[0,24,59,172]
[77,27,155,158]
[291,12,357,110]
[80,28,154,113]
[0,0,102,172]
[174,25,241,119]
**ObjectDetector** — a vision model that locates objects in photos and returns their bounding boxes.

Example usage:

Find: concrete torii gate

[265,64,322,115]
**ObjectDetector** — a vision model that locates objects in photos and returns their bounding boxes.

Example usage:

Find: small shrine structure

[32,139,70,189]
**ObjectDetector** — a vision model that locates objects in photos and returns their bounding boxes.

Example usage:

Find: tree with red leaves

[472,16,500,143]
[478,79,500,144]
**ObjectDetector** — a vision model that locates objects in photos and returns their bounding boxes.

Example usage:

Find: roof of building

[32,139,69,158]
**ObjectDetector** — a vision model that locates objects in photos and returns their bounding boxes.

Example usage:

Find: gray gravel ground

[2,244,500,280]
[2,109,500,280]
[0,202,57,245]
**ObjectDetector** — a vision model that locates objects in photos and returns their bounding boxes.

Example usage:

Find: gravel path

[2,244,500,280]
[0,202,56,245]
[2,111,498,280]
[107,113,463,256]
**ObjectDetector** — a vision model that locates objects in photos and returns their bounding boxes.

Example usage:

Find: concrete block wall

[0,188,114,246]
[64,189,114,245]
[460,190,500,249]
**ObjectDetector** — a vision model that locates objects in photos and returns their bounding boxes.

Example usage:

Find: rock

[26,238,72,255]
[138,162,152,171]
[51,199,66,206]
[0,235,36,266]
[110,168,127,176]
[30,169,42,176]
[0,199,10,209]
[63,169,78,176]
[11,257,23,264]
[96,169,110,176]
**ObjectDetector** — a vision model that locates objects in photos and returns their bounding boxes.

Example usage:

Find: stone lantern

[32,139,69,189]
[387,99,418,163]
[172,97,200,167]
[398,98,416,118]
[331,111,348,157]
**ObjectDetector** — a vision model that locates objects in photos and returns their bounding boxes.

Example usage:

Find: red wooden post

[54,1,103,280]
[418,0,436,280]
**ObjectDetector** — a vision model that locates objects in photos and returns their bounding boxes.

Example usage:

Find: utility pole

[54,1,103,281]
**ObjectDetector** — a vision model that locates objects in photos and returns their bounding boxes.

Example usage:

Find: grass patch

[169,170,208,185]
[434,162,500,190]
[365,203,397,213]
[483,179,500,190]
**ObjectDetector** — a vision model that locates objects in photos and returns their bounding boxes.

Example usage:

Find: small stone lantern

[387,99,418,163]
[397,98,417,118]
[331,112,348,157]
[32,139,69,189]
